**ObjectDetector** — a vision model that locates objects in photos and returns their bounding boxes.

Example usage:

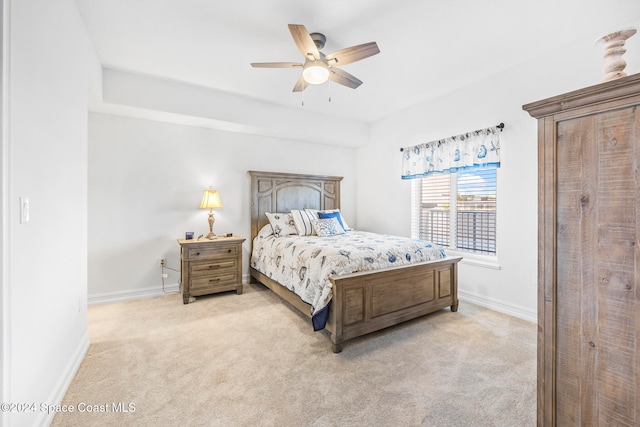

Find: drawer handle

[209,278,221,283]
[208,264,221,269]
[227,249,232,253]
[195,252,200,256]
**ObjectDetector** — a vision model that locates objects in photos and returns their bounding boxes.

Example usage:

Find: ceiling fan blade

[251,62,302,68]
[329,67,363,89]
[325,42,380,66]
[292,75,309,92]
[288,24,320,61]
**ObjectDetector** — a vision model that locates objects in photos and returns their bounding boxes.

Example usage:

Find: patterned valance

[401,125,502,179]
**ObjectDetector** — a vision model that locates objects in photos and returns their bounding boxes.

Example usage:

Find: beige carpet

[52,283,536,426]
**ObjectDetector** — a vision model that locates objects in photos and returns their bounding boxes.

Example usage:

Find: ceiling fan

[251,24,380,92]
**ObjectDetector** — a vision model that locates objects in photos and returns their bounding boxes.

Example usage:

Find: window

[411,166,497,255]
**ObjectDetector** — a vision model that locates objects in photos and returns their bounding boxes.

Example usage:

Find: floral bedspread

[251,230,446,330]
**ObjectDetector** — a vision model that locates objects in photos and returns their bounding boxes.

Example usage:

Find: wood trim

[635,107,640,426]
[523,73,640,119]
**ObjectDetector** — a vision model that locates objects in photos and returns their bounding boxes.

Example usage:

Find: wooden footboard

[250,256,461,353]
[326,257,461,352]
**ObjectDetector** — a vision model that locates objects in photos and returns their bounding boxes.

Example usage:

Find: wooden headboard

[248,171,343,244]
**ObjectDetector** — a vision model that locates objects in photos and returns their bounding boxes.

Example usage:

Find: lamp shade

[200,189,222,209]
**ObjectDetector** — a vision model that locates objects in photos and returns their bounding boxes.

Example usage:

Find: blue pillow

[318,211,345,230]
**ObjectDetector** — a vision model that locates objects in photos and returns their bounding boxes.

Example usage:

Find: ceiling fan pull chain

[329,80,332,103]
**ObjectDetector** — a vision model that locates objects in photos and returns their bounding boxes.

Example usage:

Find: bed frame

[249,171,461,352]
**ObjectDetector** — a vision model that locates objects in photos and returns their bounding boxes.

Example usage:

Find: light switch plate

[20,197,29,223]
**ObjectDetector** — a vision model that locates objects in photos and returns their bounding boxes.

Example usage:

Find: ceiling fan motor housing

[310,32,326,50]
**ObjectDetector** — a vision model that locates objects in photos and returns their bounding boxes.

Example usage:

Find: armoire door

[555,106,639,425]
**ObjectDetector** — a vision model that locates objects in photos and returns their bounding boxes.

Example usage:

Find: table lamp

[200,189,222,239]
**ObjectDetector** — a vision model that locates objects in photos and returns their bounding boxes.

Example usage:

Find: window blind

[456,168,497,254]
[412,166,497,255]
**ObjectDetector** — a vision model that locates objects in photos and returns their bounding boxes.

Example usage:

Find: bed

[249,171,462,352]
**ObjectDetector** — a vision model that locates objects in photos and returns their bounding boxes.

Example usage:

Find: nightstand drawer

[190,272,237,292]
[190,259,236,276]
[184,245,237,260]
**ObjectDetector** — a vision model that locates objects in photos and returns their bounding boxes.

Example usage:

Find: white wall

[1,0,7,415]
[87,113,357,301]
[355,19,640,321]
[100,68,370,148]
[2,0,100,425]
[87,15,640,322]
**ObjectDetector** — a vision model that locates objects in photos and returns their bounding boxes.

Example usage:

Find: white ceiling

[76,0,640,123]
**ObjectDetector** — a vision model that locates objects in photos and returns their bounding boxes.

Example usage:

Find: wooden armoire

[523,74,640,426]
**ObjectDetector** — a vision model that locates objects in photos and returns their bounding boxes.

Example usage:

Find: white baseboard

[459,290,537,323]
[87,275,250,306]
[88,283,180,306]
[36,330,90,427]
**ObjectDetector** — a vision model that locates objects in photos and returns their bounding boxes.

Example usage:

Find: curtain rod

[400,122,504,152]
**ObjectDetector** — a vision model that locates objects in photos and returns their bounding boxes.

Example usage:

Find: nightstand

[177,236,245,304]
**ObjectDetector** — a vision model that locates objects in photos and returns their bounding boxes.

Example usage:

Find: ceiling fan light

[302,62,330,84]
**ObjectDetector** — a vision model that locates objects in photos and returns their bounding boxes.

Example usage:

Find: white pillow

[265,212,297,237]
[257,224,274,239]
[291,209,317,236]
[310,208,351,231]
[304,209,319,219]
[311,217,346,237]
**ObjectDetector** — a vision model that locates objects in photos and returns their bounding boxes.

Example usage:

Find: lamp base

[206,210,216,240]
